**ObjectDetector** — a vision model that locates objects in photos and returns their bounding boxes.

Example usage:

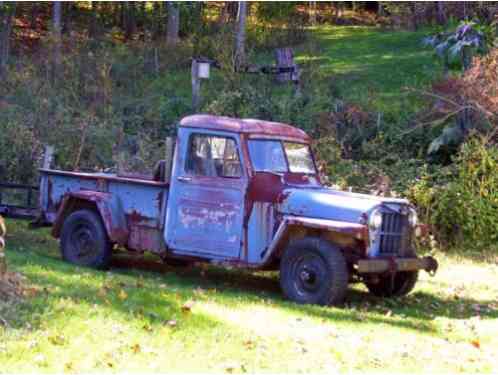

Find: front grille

[379,211,407,255]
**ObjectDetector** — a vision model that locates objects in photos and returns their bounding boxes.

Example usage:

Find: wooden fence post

[275,48,301,95]
[191,59,200,112]
[42,145,54,169]
[0,215,5,277]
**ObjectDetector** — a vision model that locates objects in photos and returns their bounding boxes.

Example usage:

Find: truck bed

[39,168,170,253]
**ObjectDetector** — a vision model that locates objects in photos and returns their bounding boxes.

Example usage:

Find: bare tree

[52,1,62,74]
[123,2,136,40]
[166,2,180,46]
[309,1,317,25]
[0,1,16,77]
[0,215,5,276]
[235,1,247,69]
[436,2,447,25]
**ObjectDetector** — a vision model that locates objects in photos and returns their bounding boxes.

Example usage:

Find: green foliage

[423,20,496,70]
[0,35,191,183]
[410,137,498,250]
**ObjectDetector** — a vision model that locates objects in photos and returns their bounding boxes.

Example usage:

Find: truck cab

[40,115,437,306]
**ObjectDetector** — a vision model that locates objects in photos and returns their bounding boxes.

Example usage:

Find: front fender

[52,191,128,245]
[262,215,368,264]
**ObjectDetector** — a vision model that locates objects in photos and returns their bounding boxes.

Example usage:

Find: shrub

[409,136,498,250]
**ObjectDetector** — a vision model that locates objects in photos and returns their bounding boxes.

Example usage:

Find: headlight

[368,209,382,230]
[408,208,418,227]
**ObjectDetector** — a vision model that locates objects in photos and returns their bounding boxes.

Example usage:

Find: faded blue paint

[37,115,421,268]
[279,187,409,223]
[247,202,275,263]
[165,127,247,259]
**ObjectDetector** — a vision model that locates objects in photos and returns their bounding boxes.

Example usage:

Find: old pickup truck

[1,115,438,305]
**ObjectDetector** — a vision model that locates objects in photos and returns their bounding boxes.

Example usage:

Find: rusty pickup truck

[1,115,438,305]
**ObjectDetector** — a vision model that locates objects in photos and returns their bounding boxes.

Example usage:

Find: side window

[185,134,242,178]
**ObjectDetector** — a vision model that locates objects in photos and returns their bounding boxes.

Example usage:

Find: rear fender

[52,191,128,245]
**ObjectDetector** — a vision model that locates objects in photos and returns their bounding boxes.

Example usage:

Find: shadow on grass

[109,255,498,331]
[4,219,496,339]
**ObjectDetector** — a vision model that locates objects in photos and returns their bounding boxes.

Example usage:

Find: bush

[409,136,498,250]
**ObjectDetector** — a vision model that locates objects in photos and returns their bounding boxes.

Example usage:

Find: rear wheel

[279,237,348,306]
[60,209,111,269]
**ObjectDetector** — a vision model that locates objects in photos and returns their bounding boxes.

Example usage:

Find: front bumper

[357,256,438,275]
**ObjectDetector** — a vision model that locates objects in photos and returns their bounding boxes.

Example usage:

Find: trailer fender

[52,191,128,245]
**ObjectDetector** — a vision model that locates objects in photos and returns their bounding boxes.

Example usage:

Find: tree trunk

[309,1,317,25]
[0,215,5,277]
[52,1,62,76]
[409,3,419,31]
[124,2,136,41]
[336,2,344,19]
[436,2,446,25]
[166,2,180,46]
[377,2,385,17]
[152,1,162,40]
[235,1,247,69]
[0,2,16,77]
[30,2,38,28]
[89,1,98,39]
[61,2,72,35]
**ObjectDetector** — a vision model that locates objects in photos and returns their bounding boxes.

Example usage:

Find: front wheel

[365,271,418,298]
[279,237,349,306]
[60,209,112,269]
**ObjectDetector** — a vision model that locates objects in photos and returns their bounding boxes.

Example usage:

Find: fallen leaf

[166,319,177,327]
[143,323,152,332]
[471,339,481,349]
[182,300,194,312]
[118,290,128,301]
[472,304,481,314]
[131,343,141,353]
[48,334,65,346]
[243,340,255,350]
[64,362,74,372]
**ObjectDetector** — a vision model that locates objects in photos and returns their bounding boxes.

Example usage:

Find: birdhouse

[198,61,210,79]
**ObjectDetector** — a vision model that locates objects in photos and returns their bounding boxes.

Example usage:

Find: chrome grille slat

[379,211,406,255]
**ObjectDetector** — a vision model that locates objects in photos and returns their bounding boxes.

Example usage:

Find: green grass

[147,25,442,122]
[1,219,497,373]
[296,26,442,119]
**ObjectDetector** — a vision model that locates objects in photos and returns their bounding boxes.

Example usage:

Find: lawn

[1,218,497,373]
[302,26,441,118]
[147,25,441,122]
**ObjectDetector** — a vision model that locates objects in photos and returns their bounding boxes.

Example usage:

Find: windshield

[248,140,316,174]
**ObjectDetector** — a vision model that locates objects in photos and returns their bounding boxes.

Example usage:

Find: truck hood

[278,187,410,223]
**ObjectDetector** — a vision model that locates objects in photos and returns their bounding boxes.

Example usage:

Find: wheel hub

[71,225,97,259]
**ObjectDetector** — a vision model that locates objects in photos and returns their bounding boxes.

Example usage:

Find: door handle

[177,176,192,183]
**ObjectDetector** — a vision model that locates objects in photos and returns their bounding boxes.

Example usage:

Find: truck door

[165,130,246,259]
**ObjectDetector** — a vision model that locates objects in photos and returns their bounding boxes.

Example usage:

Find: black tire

[60,209,112,269]
[279,237,349,306]
[365,271,418,298]
[164,258,193,267]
